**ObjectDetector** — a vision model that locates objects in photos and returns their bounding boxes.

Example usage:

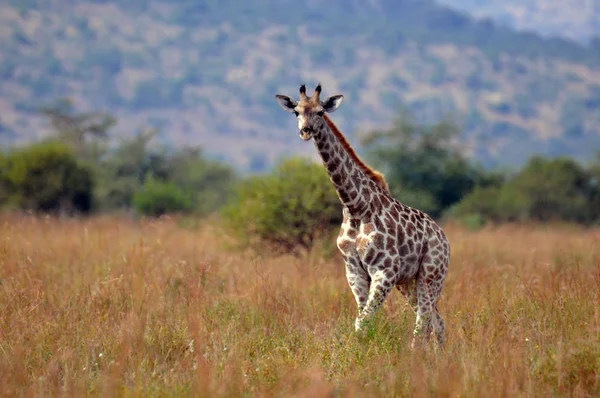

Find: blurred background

[1,0,600,230]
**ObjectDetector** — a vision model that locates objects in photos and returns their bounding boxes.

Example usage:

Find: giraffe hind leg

[412,260,446,349]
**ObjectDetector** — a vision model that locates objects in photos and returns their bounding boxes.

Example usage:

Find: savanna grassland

[1,214,599,397]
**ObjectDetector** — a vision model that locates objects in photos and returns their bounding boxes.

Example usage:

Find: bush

[452,156,598,224]
[133,177,193,217]
[0,141,94,213]
[221,157,342,256]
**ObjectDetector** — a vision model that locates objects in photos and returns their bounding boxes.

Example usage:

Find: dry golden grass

[1,214,599,397]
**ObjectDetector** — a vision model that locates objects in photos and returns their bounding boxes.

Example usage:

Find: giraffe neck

[312,117,378,218]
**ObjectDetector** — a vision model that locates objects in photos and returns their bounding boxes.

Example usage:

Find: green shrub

[221,157,342,256]
[0,141,94,213]
[133,177,193,217]
[451,156,598,224]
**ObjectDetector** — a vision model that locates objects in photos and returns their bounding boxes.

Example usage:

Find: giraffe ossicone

[275,83,450,348]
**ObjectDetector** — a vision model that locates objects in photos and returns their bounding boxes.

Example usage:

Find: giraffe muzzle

[300,127,313,141]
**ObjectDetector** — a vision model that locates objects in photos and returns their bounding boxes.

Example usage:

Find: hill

[437,0,600,43]
[1,0,600,170]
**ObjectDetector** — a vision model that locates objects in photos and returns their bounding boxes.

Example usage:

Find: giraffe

[275,84,450,347]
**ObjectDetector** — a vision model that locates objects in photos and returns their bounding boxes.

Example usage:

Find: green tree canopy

[0,141,94,214]
[221,157,342,256]
[361,110,493,217]
[453,155,599,224]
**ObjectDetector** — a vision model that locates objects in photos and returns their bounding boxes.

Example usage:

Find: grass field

[1,214,599,397]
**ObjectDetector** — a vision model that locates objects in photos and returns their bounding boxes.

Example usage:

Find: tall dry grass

[1,214,599,397]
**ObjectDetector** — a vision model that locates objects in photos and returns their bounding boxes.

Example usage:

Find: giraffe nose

[302,127,311,133]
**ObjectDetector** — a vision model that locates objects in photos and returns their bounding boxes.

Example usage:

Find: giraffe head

[275,83,344,141]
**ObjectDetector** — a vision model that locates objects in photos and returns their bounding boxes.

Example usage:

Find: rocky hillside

[1,0,600,171]
[437,0,600,43]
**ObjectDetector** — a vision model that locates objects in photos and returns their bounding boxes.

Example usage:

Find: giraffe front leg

[355,276,393,331]
[344,256,370,331]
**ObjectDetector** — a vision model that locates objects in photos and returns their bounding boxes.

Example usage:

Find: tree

[0,141,94,214]
[453,155,598,224]
[221,157,342,256]
[39,98,116,159]
[512,156,596,223]
[133,177,193,217]
[361,109,489,217]
[93,128,159,211]
[164,147,237,216]
[94,129,236,215]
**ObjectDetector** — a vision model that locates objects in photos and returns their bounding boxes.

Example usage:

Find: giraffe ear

[322,95,344,113]
[275,95,298,112]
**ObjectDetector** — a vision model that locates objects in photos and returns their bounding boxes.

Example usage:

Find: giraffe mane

[322,114,390,192]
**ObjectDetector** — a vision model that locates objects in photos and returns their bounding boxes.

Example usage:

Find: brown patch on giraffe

[347,228,357,239]
[406,223,415,236]
[374,217,384,231]
[323,114,390,192]
[364,248,375,263]
[339,190,351,203]
[338,239,354,253]
[385,237,395,249]
[399,244,409,256]
[372,251,384,265]
[356,237,369,255]
[371,197,382,213]
[373,234,385,250]
[383,216,395,229]
[397,231,405,246]
[363,223,375,235]
[380,195,391,208]
[331,172,343,186]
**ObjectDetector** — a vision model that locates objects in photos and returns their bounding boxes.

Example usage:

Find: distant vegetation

[2,102,600,257]
[2,0,600,170]
[0,101,238,217]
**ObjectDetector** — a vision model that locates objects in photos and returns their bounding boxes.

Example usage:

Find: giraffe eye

[293,111,299,117]
[317,110,324,116]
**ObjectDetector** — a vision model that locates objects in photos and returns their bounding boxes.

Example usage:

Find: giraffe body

[275,84,450,347]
